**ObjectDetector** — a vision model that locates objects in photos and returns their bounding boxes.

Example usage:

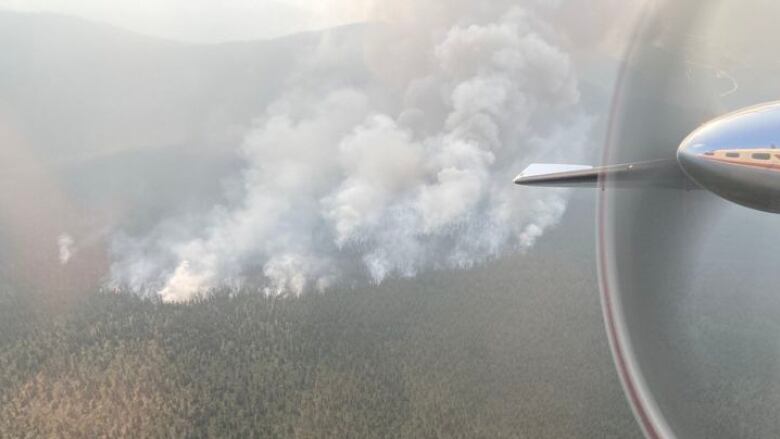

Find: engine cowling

[677,101,780,213]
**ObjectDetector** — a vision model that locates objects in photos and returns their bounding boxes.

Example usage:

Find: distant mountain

[0,11,378,165]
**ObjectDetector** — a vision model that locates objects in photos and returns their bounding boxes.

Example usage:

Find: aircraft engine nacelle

[677,101,780,213]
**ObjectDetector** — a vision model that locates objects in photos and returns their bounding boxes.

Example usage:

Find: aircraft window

[726,152,740,158]
[752,153,771,160]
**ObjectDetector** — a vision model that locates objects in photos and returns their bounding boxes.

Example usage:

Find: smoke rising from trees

[108,1,635,301]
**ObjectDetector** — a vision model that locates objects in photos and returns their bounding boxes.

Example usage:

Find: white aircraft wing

[514,159,693,189]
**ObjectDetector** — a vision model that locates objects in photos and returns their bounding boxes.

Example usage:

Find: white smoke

[58,233,76,265]
[109,1,625,301]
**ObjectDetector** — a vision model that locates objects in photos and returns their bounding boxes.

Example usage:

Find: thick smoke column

[109,2,613,301]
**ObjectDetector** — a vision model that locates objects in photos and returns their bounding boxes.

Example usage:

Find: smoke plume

[58,234,76,265]
[109,1,627,301]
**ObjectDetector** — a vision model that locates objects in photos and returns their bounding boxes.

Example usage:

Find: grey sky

[0,0,368,42]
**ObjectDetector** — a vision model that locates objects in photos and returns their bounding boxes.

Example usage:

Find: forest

[0,229,638,438]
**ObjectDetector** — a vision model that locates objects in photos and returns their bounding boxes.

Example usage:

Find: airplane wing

[514,159,694,189]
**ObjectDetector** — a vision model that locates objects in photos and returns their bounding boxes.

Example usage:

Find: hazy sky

[0,0,368,42]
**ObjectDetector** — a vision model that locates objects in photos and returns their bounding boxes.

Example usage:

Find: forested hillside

[0,11,375,166]
[0,196,639,438]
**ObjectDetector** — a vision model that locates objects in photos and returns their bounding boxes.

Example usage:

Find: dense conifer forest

[0,230,639,438]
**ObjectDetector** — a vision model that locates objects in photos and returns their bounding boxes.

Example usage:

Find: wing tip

[514,164,594,185]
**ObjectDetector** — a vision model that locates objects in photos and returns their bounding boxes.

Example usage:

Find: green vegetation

[0,219,639,438]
